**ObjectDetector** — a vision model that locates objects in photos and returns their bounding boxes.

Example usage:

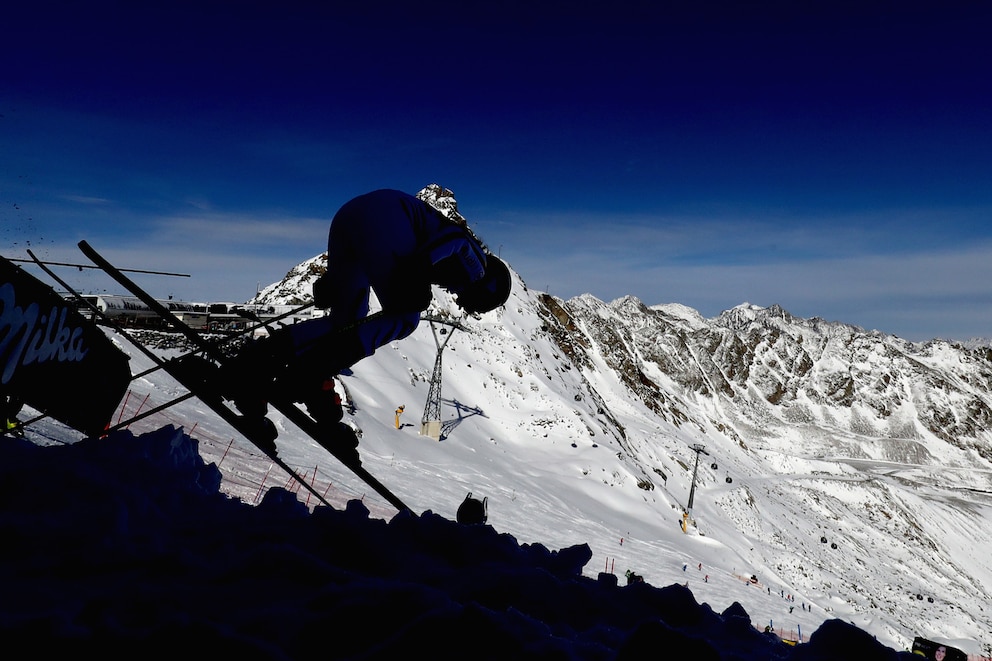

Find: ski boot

[299,377,344,424]
[294,377,360,467]
[245,417,279,457]
[219,334,292,418]
[169,353,279,455]
[225,323,368,415]
[169,354,225,396]
[314,420,361,468]
[169,352,268,415]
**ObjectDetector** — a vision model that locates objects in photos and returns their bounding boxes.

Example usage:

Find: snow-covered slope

[24,184,987,656]
[224,184,992,655]
[224,276,992,657]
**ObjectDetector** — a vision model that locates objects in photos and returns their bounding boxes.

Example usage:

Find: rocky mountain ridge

[557,296,992,459]
[252,184,992,480]
[243,186,992,652]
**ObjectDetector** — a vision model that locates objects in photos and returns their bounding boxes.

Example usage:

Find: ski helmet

[456,255,511,314]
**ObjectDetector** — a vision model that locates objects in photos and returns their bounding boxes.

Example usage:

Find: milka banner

[0,255,130,436]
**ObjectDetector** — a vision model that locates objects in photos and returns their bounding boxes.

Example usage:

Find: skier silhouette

[226,188,511,455]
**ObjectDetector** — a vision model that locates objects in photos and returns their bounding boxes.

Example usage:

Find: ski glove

[312,272,335,309]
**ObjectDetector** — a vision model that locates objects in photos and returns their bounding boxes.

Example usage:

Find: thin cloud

[493,208,992,341]
[144,213,328,250]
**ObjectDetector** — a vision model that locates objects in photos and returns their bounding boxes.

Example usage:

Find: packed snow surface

[5,245,991,659]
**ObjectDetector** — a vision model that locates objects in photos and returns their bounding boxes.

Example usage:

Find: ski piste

[26,249,338,510]
[76,240,412,513]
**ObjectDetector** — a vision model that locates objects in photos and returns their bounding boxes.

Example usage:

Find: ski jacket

[330,189,484,287]
[291,189,489,362]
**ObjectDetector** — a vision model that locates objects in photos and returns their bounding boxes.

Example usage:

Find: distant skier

[225,188,511,453]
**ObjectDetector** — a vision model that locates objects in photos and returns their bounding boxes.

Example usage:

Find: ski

[77,240,412,513]
[28,249,336,510]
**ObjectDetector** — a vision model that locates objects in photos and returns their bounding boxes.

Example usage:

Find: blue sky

[2,1,991,342]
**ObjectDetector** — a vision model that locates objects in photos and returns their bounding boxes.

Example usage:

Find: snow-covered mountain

[17,184,984,656]
[228,186,992,657]
[533,294,992,652]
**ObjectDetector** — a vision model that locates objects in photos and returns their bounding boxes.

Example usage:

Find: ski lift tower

[683,443,709,532]
[420,314,468,440]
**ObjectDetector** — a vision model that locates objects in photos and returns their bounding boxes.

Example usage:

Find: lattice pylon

[419,315,467,440]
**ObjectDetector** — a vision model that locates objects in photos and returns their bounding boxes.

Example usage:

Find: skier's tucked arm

[421,229,487,294]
